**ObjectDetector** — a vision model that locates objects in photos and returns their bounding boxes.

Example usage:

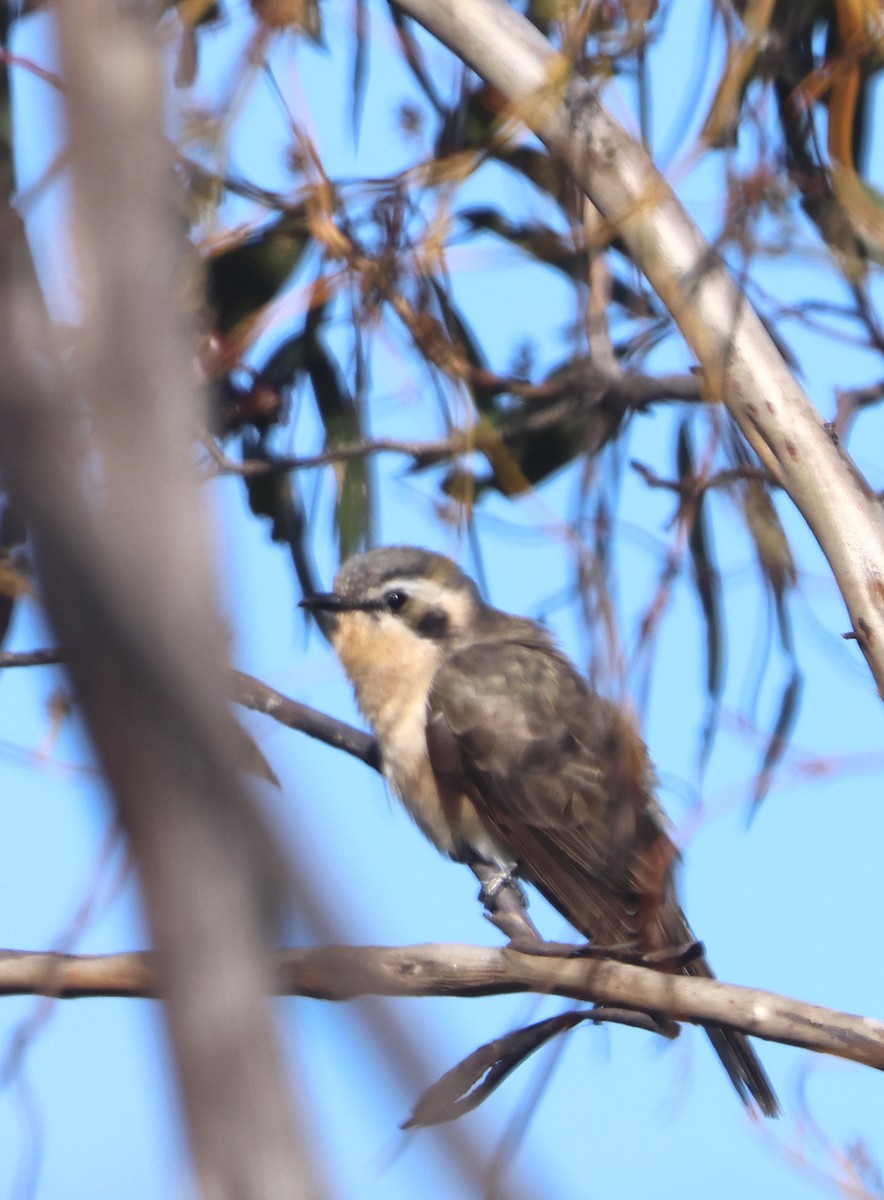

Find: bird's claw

[477,864,524,907]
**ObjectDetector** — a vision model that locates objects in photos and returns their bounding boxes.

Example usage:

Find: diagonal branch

[230,670,380,768]
[392,0,884,697]
[0,655,382,772]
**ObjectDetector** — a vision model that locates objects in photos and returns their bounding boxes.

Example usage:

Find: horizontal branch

[2,943,882,1071]
[8,667,878,1071]
[203,369,702,479]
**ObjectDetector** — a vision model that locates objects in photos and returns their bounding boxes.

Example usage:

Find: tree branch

[0,648,64,669]
[0,656,381,771]
[2,944,881,1071]
[393,0,884,697]
[202,368,702,478]
[230,670,380,769]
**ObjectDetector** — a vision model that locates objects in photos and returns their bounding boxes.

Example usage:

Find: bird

[300,544,778,1117]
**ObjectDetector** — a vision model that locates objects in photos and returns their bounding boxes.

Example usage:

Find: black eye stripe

[416,607,449,639]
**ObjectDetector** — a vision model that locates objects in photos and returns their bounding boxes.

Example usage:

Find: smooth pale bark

[394,0,884,697]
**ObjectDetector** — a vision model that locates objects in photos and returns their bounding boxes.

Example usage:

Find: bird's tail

[658,901,778,1117]
[683,953,779,1117]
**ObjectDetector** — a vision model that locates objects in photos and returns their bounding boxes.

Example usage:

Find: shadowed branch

[1,944,881,1073]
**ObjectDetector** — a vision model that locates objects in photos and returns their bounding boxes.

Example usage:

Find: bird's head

[300,546,485,699]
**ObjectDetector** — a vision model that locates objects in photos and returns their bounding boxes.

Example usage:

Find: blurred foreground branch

[1,944,881,1073]
[0,1,314,1195]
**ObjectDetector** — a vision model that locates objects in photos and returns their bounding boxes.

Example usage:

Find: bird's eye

[384,589,408,613]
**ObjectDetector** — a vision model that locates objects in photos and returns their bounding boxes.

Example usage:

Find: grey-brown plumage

[301,545,778,1117]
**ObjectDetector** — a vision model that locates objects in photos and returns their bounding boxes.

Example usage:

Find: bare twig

[0,655,380,772]
[0,648,64,668]
[203,369,702,478]
[630,459,776,495]
[834,380,884,442]
[2,944,882,1071]
[231,670,380,769]
[203,431,474,476]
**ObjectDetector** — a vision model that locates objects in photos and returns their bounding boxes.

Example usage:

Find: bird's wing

[426,638,679,949]
[428,637,781,1117]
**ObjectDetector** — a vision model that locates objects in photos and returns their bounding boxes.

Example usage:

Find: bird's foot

[640,939,705,969]
[471,861,549,949]
[475,863,524,906]
[566,936,705,964]
[568,938,704,968]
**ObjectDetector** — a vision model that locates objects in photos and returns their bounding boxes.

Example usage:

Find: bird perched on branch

[301,545,777,1117]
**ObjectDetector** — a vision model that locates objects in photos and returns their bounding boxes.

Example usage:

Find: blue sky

[2,2,884,1198]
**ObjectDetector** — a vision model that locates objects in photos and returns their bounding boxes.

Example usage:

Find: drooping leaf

[484,358,628,497]
[402,1011,587,1129]
[428,277,495,413]
[205,207,311,338]
[742,478,797,600]
[413,355,631,502]
[230,716,280,788]
[750,666,803,820]
[0,493,27,653]
[242,431,327,633]
[677,418,724,770]
[257,328,312,390]
[351,0,369,139]
[387,3,445,116]
[303,331,372,559]
[242,432,298,543]
[434,82,506,156]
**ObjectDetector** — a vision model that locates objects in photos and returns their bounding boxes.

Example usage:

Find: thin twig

[202,369,704,478]
[0,649,64,669]
[630,459,777,495]
[0,654,382,772]
[230,670,380,769]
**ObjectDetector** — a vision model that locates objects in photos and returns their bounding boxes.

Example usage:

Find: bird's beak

[299,592,348,612]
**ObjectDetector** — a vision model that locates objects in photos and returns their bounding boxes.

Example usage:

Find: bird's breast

[332,613,511,864]
[358,679,507,865]
[376,691,507,865]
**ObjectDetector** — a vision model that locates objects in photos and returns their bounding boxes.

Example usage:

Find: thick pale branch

[393,0,884,695]
[2,944,882,1070]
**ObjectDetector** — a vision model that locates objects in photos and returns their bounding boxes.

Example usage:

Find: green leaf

[428,277,495,413]
[303,332,372,558]
[258,329,311,391]
[206,208,311,336]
